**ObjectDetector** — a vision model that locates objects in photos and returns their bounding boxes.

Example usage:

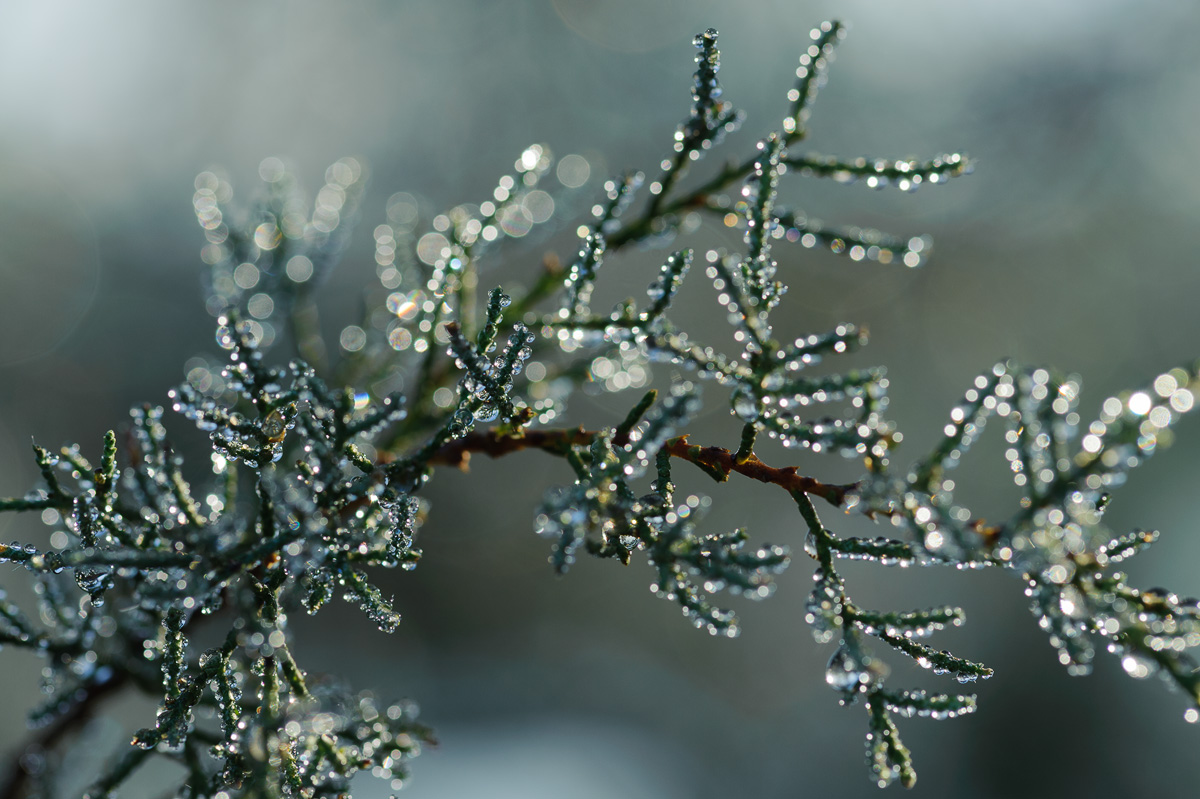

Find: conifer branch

[2,18,1197,798]
[425,426,854,507]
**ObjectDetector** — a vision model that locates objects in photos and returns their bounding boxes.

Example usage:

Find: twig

[427,426,854,508]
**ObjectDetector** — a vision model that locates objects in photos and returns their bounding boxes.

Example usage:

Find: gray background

[1,1,1199,797]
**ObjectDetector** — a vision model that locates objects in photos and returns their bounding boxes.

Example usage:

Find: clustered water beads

[1,18,1196,799]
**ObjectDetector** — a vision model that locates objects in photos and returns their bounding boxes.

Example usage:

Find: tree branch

[427,426,854,508]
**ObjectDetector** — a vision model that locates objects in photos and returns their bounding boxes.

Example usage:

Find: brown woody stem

[427,426,854,508]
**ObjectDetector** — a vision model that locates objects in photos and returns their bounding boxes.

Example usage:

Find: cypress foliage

[1,21,1197,796]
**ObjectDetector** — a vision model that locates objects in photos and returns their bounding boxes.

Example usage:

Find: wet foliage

[1,21,1198,796]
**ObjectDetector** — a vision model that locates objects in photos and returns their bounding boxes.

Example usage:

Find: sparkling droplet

[731,386,760,422]
[1120,652,1156,680]
[474,405,500,423]
[825,640,887,693]
[760,372,785,392]
[262,409,287,443]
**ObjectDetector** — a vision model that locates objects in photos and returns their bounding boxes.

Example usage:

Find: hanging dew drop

[760,371,785,392]
[474,405,500,423]
[262,409,287,443]
[731,386,761,422]
[825,642,868,692]
[1120,652,1156,679]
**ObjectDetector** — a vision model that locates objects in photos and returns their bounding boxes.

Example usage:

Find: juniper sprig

[1,20,1197,798]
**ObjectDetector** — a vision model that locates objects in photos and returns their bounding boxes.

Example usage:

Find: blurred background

[2,1,1200,796]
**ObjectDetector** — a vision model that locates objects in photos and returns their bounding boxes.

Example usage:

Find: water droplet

[825,640,887,693]
[1120,652,1156,679]
[760,372,785,392]
[731,386,760,422]
[474,405,499,423]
